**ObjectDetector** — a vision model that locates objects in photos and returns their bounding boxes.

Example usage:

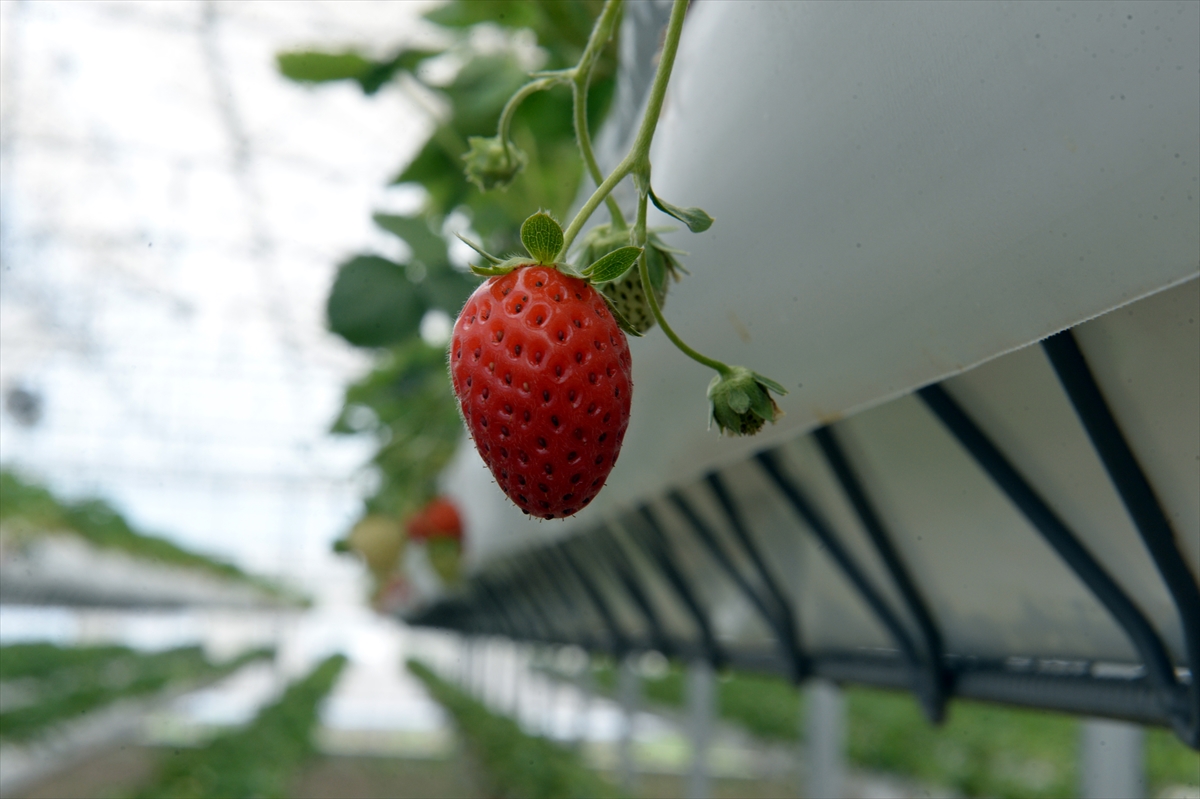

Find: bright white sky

[0,0,448,591]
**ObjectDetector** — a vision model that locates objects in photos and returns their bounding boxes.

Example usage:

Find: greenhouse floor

[10,743,944,799]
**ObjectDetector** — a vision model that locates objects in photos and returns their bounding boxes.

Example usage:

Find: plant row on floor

[407,658,623,799]
[0,470,299,603]
[130,653,347,799]
[578,658,1198,799]
[0,644,273,743]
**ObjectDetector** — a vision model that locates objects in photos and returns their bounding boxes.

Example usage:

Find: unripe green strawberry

[602,267,666,334]
[450,264,632,519]
[343,514,405,581]
[578,224,683,334]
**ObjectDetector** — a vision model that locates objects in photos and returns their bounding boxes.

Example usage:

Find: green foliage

[278,0,618,523]
[0,470,294,601]
[132,654,347,799]
[330,341,464,518]
[0,645,272,742]
[325,256,427,348]
[276,48,438,95]
[407,659,623,799]
[584,662,1199,798]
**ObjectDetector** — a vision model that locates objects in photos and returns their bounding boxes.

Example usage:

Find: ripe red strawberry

[450,264,632,519]
[405,497,463,541]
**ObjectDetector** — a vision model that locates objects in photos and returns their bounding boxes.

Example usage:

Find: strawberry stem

[573,0,626,230]
[559,0,689,258]
[634,185,732,377]
[496,76,565,161]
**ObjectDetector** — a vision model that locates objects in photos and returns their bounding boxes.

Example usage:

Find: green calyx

[707,367,787,436]
[521,212,564,265]
[463,135,527,191]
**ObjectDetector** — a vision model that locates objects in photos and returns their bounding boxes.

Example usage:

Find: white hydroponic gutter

[446,0,1199,568]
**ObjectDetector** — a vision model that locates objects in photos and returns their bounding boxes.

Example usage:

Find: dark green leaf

[372,214,447,266]
[276,51,373,83]
[418,261,479,313]
[520,212,563,264]
[442,55,530,136]
[276,49,436,95]
[391,137,470,214]
[582,246,642,284]
[650,188,714,233]
[326,256,427,347]
[424,0,544,30]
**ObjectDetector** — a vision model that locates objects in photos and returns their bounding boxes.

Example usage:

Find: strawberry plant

[287,0,785,527]
[453,0,786,516]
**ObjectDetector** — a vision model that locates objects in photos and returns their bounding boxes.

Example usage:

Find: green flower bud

[463,135,527,191]
[707,367,787,436]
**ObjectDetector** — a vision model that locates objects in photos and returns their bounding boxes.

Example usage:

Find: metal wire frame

[1042,329,1200,747]
[918,382,1195,745]
[495,569,560,642]
[754,448,936,709]
[704,472,811,682]
[553,541,632,657]
[526,548,600,650]
[592,525,676,657]
[406,335,1199,747]
[667,486,808,683]
[629,506,727,668]
[812,426,951,722]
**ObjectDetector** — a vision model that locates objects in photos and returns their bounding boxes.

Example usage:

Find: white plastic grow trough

[412,0,1199,746]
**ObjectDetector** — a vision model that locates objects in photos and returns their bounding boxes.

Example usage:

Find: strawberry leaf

[520,212,563,265]
[649,188,713,233]
[582,246,643,284]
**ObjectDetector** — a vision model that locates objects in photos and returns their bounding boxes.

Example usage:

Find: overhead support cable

[1042,329,1200,747]
[754,449,929,697]
[631,506,726,668]
[593,525,676,656]
[703,472,810,682]
[669,486,807,683]
[917,383,1193,745]
[812,426,950,722]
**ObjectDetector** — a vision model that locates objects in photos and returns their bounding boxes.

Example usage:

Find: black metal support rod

[592,527,675,656]
[492,576,543,641]
[503,570,559,641]
[554,542,631,656]
[632,506,726,668]
[1043,329,1200,746]
[476,578,526,641]
[813,426,950,722]
[528,549,597,650]
[755,449,928,689]
[669,488,807,683]
[918,383,1192,743]
[704,472,810,682]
